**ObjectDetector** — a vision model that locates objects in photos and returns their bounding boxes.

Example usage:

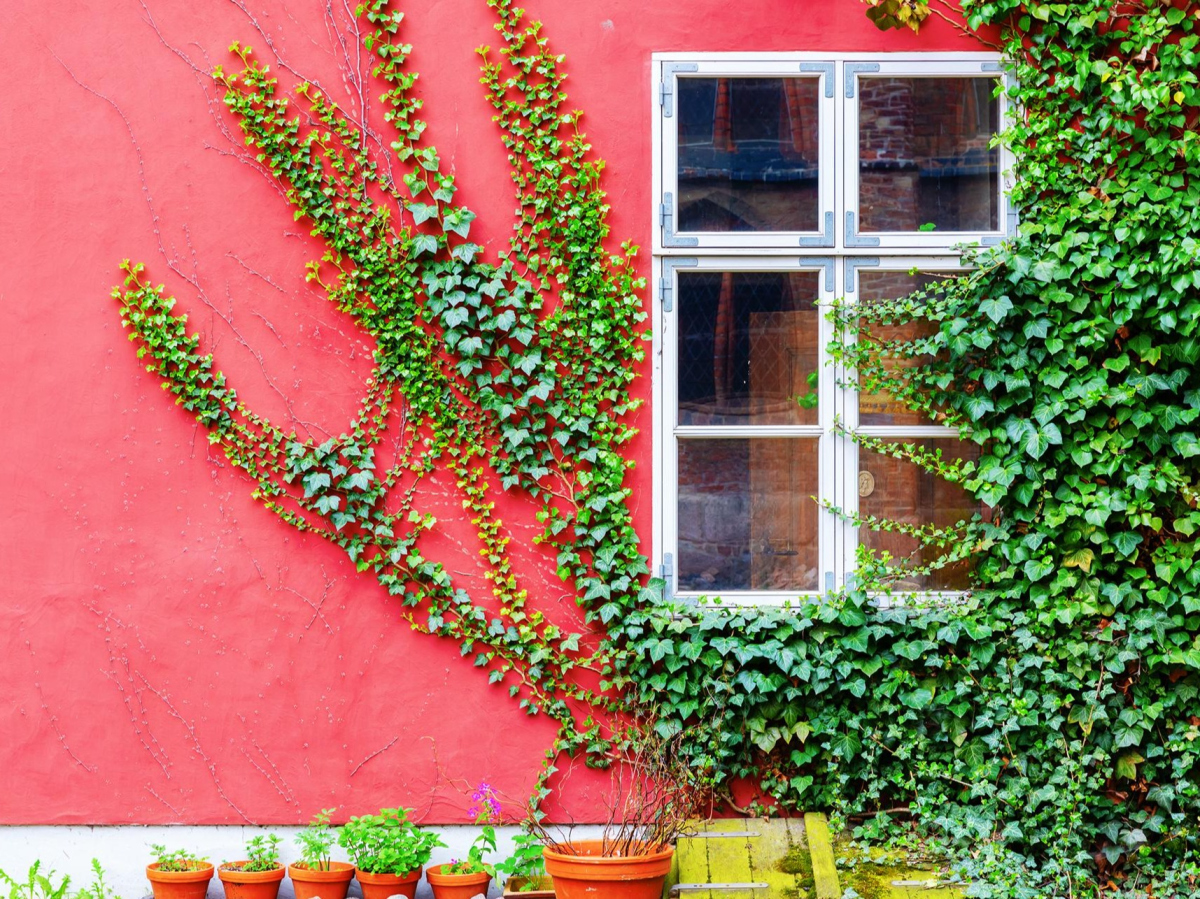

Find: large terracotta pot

[216,864,285,899]
[146,863,215,899]
[354,867,422,899]
[287,862,355,899]
[425,864,492,899]
[542,842,673,899]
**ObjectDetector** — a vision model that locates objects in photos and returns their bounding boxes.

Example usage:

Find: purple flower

[468,782,501,823]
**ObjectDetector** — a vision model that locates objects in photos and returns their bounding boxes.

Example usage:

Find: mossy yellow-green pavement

[666,815,834,899]
[834,834,966,899]
[665,815,965,899]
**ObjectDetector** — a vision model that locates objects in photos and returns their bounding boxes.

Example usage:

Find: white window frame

[652,53,1011,607]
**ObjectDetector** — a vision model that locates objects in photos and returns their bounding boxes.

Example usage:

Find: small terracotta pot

[216,864,285,899]
[501,874,554,897]
[354,867,422,899]
[425,864,491,899]
[146,863,215,899]
[543,842,673,899]
[287,862,355,899]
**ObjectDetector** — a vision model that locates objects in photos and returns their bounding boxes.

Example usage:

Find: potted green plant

[497,832,553,897]
[146,845,214,899]
[425,784,499,899]
[288,809,355,899]
[337,808,444,899]
[217,834,285,899]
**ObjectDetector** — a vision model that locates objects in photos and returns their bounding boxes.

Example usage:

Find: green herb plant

[337,808,444,876]
[493,832,546,890]
[0,863,70,899]
[1,861,120,899]
[149,847,209,874]
[295,808,340,871]
[222,835,282,873]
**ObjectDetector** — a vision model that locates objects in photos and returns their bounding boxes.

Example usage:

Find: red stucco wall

[0,0,988,824]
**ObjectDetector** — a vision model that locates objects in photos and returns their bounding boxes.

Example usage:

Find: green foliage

[0,863,70,899]
[113,0,1200,895]
[613,1,1200,895]
[0,861,120,899]
[224,835,281,873]
[149,847,208,874]
[493,832,546,888]
[72,862,120,899]
[337,808,444,875]
[294,808,339,871]
[116,0,646,795]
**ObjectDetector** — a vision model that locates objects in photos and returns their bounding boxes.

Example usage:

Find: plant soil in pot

[354,867,422,899]
[287,862,355,899]
[146,863,215,899]
[542,841,673,899]
[217,864,285,899]
[426,864,491,899]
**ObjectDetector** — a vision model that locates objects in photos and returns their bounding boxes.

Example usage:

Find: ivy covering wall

[114,0,1200,895]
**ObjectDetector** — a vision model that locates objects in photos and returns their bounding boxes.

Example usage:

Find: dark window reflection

[856,270,953,427]
[858,77,999,233]
[677,77,821,233]
[678,439,820,592]
[677,271,820,426]
[859,440,985,591]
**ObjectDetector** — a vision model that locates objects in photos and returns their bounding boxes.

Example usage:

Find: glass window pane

[677,77,821,233]
[858,439,984,591]
[856,270,952,427]
[858,77,999,233]
[677,271,821,426]
[678,438,819,592]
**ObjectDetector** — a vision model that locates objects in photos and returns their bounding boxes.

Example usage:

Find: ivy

[113,1,1200,895]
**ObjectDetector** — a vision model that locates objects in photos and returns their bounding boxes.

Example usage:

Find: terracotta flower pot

[543,842,673,899]
[354,867,422,899]
[425,864,491,899]
[146,863,215,899]
[216,864,285,899]
[287,862,355,899]
[502,874,555,897]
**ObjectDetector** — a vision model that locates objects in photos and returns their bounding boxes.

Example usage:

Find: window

[652,54,1011,605]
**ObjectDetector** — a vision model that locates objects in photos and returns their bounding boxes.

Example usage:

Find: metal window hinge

[799,61,835,98]
[845,210,881,248]
[799,210,835,248]
[844,62,880,99]
[800,257,835,293]
[661,192,699,247]
[659,258,698,312]
[845,257,880,293]
[660,63,699,117]
[660,553,675,603]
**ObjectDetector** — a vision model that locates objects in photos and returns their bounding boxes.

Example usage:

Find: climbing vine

[114,0,1200,894]
[117,0,649,779]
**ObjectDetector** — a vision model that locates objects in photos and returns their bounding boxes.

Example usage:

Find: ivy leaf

[1063,548,1094,573]
[828,731,862,759]
[1111,532,1142,558]
[406,202,438,225]
[979,294,1013,322]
